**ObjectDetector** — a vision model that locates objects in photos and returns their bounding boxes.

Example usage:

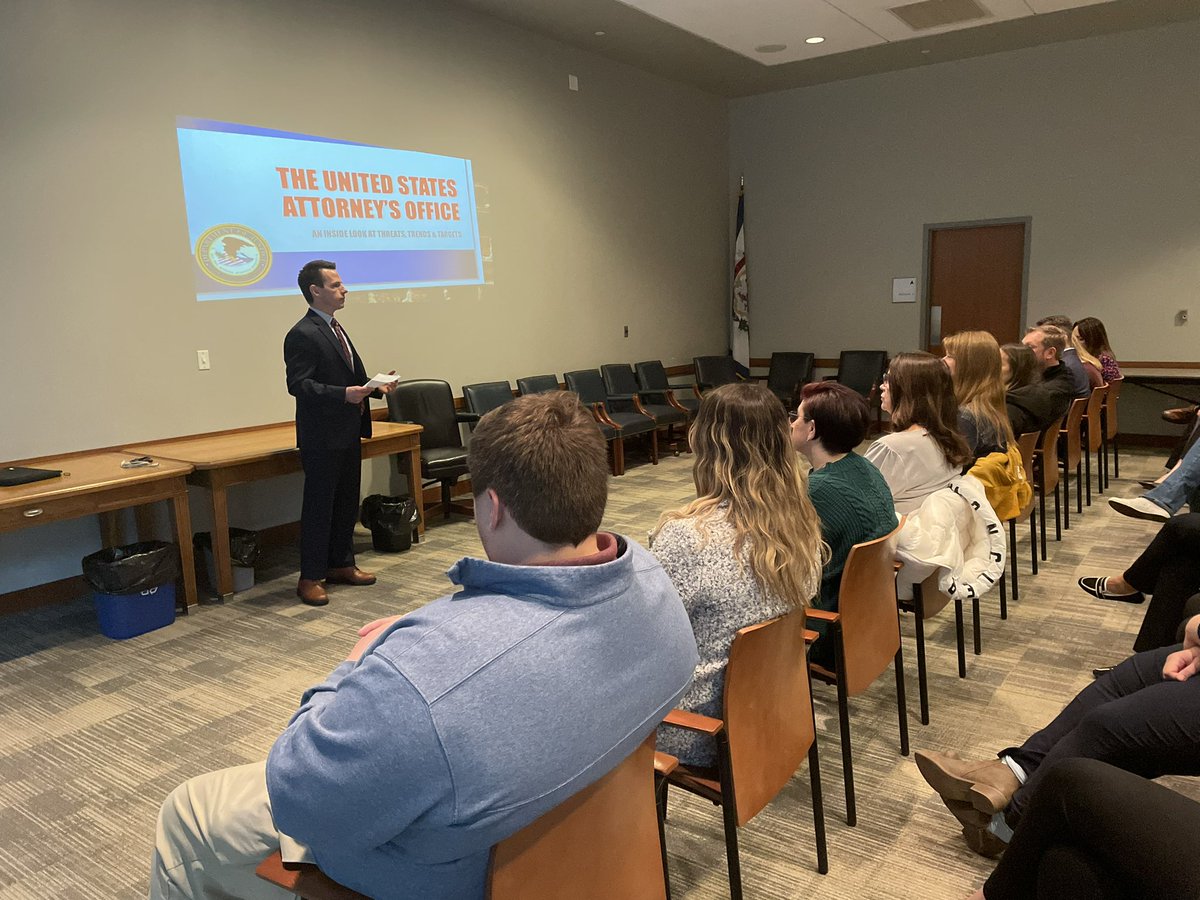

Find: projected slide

[176,118,485,302]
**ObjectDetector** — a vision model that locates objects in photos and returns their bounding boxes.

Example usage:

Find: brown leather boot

[915,750,1020,816]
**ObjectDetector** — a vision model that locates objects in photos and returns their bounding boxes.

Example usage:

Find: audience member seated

[790,381,896,667]
[1078,512,1200,653]
[915,612,1200,859]
[964,758,1200,900]
[943,330,1014,458]
[650,382,825,769]
[1108,433,1200,523]
[148,392,699,900]
[864,352,972,515]
[1073,315,1122,386]
[1036,315,1091,399]
[1001,343,1055,437]
[1020,325,1075,422]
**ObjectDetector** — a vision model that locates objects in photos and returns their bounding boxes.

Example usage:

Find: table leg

[99,511,124,548]
[405,446,425,535]
[171,489,198,610]
[210,484,234,599]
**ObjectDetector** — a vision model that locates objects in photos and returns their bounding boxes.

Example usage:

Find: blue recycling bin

[93,583,177,639]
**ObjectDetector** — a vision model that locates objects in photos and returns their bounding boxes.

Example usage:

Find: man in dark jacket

[1021,325,1074,425]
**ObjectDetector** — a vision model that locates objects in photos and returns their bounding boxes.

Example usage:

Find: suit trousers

[1123,513,1200,651]
[1003,644,1200,823]
[299,443,362,581]
[983,758,1200,900]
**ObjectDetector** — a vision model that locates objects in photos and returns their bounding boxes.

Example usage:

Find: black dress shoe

[1092,666,1117,679]
[1078,576,1145,604]
[1138,479,1161,490]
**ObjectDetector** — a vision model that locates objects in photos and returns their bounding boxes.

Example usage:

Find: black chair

[462,381,515,421]
[601,364,688,453]
[516,374,560,395]
[387,380,478,520]
[635,360,699,415]
[564,369,658,473]
[765,352,815,410]
[832,351,889,430]
[693,355,745,395]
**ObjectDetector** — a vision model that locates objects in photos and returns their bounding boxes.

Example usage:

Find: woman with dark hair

[1001,342,1057,437]
[792,381,896,667]
[864,352,973,515]
[651,382,827,768]
[1073,316,1122,384]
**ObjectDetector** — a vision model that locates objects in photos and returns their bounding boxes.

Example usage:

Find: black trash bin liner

[361,495,419,552]
[193,528,261,567]
[82,541,182,594]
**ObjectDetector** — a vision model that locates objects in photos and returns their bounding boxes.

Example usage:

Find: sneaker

[1108,496,1170,523]
[1077,576,1145,604]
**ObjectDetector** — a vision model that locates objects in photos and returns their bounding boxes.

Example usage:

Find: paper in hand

[365,373,402,389]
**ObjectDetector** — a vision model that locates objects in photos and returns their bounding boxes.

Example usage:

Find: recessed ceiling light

[805,36,825,44]
[594,30,606,36]
[755,43,787,53]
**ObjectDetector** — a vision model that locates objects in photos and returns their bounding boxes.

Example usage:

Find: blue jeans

[1145,437,1200,513]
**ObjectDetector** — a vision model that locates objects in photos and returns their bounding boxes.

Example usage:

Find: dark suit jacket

[284,309,372,451]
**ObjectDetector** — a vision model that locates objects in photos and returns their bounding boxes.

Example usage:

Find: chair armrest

[805,608,839,623]
[455,411,481,424]
[654,751,679,778]
[608,392,637,402]
[662,708,724,735]
[803,628,819,644]
[589,403,620,430]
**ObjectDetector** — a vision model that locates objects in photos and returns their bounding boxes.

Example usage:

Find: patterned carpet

[0,445,1194,899]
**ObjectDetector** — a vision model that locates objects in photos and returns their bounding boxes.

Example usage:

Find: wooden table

[125,421,424,599]
[0,451,199,608]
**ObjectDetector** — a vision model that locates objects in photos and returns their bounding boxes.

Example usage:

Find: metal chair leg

[912,588,929,726]
[715,732,742,900]
[893,645,910,757]
[1029,506,1039,575]
[954,597,966,678]
[972,596,981,656]
[807,738,829,875]
[1053,484,1062,542]
[1062,463,1071,530]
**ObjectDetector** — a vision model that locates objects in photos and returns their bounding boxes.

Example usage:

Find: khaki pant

[149,761,310,900]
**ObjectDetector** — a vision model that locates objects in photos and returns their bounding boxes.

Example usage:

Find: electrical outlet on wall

[197,350,211,370]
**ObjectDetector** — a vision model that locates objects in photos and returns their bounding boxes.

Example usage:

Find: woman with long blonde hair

[651,382,827,768]
[944,330,1016,457]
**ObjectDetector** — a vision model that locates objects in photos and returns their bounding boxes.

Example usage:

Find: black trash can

[361,495,420,552]
[193,528,260,593]
[82,541,181,639]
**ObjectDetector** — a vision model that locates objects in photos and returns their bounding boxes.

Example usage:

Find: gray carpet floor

[0,445,1194,899]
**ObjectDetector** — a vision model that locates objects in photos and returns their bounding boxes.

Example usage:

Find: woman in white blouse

[866,352,973,515]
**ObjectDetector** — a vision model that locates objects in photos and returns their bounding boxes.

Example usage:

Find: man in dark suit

[285,260,394,606]
[1021,325,1074,425]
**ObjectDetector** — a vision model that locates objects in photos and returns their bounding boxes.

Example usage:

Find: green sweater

[808,452,897,612]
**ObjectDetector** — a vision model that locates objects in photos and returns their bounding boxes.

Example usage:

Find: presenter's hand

[1162,646,1200,682]
[345,385,374,404]
[346,614,404,662]
[379,370,398,395]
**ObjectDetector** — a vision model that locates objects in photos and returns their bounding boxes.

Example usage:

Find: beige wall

[0,0,729,592]
[729,19,1200,362]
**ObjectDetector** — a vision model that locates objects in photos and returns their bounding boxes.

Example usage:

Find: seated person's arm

[1162,614,1200,682]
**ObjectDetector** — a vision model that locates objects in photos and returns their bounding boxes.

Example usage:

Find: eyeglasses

[788,411,805,424]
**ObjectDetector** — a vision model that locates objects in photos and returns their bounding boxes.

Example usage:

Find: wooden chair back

[1084,386,1107,453]
[257,736,666,900]
[1058,397,1086,470]
[723,609,815,826]
[487,734,666,899]
[1104,379,1122,439]
[1016,432,1039,521]
[1036,415,1065,493]
[836,522,904,696]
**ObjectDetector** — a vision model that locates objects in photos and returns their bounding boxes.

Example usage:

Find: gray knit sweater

[650,509,817,767]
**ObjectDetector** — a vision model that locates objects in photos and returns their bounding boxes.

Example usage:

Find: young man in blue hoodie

[150,391,698,899]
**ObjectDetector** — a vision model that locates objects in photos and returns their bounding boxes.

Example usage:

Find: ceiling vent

[888,0,991,31]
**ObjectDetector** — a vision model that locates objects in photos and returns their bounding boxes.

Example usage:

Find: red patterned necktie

[330,318,353,366]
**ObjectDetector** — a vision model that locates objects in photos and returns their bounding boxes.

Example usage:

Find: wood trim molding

[1121,361,1200,370]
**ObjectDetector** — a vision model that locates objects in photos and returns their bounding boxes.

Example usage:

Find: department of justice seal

[195,224,272,286]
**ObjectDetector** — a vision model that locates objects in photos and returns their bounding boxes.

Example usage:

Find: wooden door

[926,221,1027,353]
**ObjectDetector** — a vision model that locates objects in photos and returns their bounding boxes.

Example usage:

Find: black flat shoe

[1138,479,1161,490]
[1092,665,1117,679]
[1078,576,1145,604]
